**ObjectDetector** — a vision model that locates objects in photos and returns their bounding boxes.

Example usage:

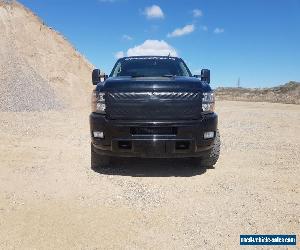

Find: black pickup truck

[90,56,220,167]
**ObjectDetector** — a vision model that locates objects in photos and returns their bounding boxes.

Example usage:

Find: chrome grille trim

[106,92,201,101]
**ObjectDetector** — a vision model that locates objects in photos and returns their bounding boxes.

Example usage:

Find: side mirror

[201,69,210,83]
[92,69,108,85]
[92,69,101,85]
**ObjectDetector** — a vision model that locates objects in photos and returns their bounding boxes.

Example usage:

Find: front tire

[195,130,221,168]
[91,143,110,168]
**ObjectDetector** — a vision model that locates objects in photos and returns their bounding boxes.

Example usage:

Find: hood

[96,76,212,92]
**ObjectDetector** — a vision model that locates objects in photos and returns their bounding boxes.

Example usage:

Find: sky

[19,0,300,88]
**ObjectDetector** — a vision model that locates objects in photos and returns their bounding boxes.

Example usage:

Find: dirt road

[0,101,299,249]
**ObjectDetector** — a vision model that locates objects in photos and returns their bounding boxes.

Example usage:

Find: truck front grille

[105,91,202,120]
[130,127,177,135]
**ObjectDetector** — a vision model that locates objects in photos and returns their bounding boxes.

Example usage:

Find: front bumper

[90,113,218,158]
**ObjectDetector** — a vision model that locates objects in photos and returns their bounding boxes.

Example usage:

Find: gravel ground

[0,101,299,249]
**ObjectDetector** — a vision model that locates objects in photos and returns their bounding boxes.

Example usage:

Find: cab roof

[120,56,181,60]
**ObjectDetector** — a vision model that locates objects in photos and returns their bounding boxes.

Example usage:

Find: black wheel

[195,130,221,168]
[91,143,110,168]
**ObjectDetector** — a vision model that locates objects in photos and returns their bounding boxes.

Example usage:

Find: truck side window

[114,62,122,76]
[179,61,190,76]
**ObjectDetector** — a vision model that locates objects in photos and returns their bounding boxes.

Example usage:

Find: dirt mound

[215,81,300,104]
[0,0,93,111]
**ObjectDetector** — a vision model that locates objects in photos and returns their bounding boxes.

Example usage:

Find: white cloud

[167,24,195,38]
[214,27,224,34]
[126,40,177,57]
[122,34,133,41]
[114,51,125,59]
[192,9,203,17]
[144,5,164,19]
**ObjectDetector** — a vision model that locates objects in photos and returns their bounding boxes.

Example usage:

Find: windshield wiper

[130,74,146,78]
[128,74,177,78]
[161,74,176,77]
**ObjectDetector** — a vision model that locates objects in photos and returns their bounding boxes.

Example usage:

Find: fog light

[93,131,104,138]
[204,131,214,139]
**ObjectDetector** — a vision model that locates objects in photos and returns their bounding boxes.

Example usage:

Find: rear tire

[195,130,221,168]
[91,143,110,168]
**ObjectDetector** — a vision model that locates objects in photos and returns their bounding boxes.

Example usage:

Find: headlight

[202,92,215,113]
[91,90,106,113]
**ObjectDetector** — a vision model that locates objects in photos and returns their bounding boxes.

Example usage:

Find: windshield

[110,57,192,77]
